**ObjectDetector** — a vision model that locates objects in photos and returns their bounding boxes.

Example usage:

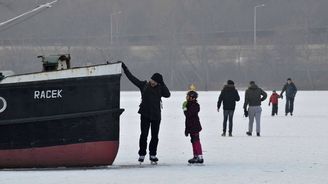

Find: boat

[0,1,124,168]
[0,54,124,168]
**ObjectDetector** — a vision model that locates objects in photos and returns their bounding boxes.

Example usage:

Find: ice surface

[1,91,327,184]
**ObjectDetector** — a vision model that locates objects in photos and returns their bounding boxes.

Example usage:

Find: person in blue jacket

[280,78,297,116]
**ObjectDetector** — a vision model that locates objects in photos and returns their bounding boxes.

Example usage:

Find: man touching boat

[121,63,171,164]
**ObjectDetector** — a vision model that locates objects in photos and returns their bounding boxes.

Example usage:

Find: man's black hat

[151,73,163,84]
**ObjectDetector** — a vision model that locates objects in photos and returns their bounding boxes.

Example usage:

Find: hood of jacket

[249,84,259,90]
[223,84,236,91]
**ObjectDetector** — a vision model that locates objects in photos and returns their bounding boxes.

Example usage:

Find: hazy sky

[0,0,327,40]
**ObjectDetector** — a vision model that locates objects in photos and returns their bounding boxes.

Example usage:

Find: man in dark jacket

[217,80,240,137]
[243,81,267,136]
[280,78,297,116]
[122,63,171,163]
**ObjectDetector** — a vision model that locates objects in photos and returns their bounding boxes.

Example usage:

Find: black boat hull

[0,63,123,168]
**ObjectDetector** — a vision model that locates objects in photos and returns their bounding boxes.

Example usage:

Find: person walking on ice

[183,90,204,164]
[217,80,240,137]
[269,90,279,116]
[121,63,171,164]
[243,81,267,137]
[280,78,297,116]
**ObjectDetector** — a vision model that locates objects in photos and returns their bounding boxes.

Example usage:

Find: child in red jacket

[183,90,204,164]
[269,90,280,116]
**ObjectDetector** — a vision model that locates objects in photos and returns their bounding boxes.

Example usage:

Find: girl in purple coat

[183,91,204,164]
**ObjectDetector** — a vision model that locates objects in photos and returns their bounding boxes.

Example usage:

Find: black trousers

[223,110,234,133]
[138,115,161,156]
[285,97,295,114]
[272,104,278,116]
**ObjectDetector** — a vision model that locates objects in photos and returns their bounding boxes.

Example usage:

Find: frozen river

[1,91,327,184]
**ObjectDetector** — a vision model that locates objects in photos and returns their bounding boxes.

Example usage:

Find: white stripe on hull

[0,63,122,84]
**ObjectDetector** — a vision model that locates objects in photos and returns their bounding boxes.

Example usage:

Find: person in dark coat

[243,81,267,136]
[183,90,203,164]
[280,78,297,116]
[269,90,279,116]
[122,63,171,163]
[217,80,240,137]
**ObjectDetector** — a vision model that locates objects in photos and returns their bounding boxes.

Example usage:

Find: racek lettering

[34,90,63,99]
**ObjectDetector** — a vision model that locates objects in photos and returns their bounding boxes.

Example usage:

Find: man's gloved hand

[244,108,248,117]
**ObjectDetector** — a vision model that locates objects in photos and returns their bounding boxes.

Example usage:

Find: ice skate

[150,155,158,165]
[188,157,198,164]
[196,157,204,164]
[188,156,204,165]
[138,156,145,165]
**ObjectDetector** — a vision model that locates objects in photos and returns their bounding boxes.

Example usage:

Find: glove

[182,101,187,111]
[184,131,189,137]
[280,95,283,99]
[244,108,248,117]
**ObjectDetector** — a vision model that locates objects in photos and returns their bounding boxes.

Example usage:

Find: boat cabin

[38,54,71,71]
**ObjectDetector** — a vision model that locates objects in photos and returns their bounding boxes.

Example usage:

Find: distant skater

[269,90,279,116]
[243,81,267,137]
[217,80,240,137]
[280,78,297,116]
[183,90,204,164]
[122,63,171,164]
